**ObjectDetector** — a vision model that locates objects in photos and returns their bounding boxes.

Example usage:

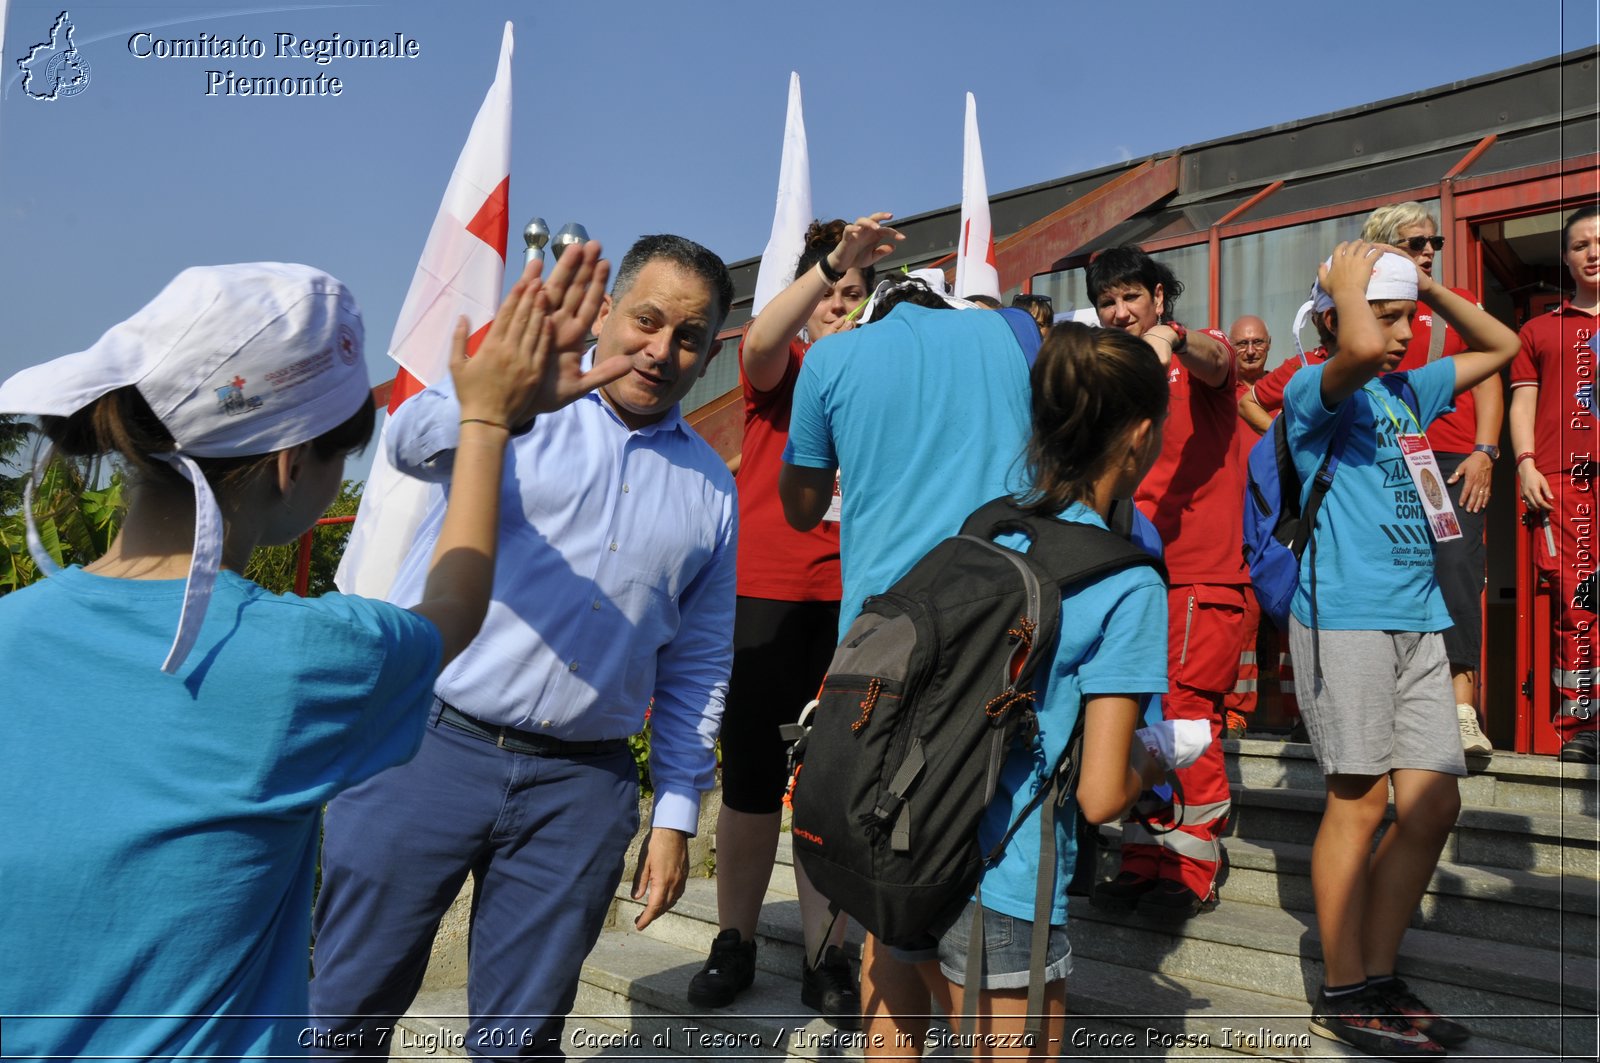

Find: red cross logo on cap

[231,375,246,390]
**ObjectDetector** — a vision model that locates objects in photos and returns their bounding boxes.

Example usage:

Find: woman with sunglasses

[686,214,902,1028]
[1360,202,1501,757]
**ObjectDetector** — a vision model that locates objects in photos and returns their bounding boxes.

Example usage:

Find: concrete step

[1224,785,1600,876]
[1070,890,1596,1054]
[1093,826,1600,957]
[614,871,1590,1056]
[586,900,1555,1060]
[397,987,682,1060]
[1225,738,1600,818]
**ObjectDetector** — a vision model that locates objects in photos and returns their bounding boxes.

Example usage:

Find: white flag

[955,92,1001,302]
[751,72,813,318]
[336,21,513,598]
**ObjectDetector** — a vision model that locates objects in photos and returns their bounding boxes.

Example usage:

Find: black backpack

[785,497,1164,1032]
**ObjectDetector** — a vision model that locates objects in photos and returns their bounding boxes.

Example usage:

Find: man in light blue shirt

[311,235,738,1060]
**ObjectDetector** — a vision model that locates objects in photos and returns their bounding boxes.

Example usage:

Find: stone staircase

[393,739,1599,1060]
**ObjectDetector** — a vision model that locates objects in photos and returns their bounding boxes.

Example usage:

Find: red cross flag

[336,21,513,598]
[955,92,1000,303]
[751,72,812,319]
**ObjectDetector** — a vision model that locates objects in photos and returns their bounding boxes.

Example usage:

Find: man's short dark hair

[1085,246,1183,323]
[613,234,736,331]
[965,294,1002,309]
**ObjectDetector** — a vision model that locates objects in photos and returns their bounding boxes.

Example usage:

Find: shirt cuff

[651,786,703,836]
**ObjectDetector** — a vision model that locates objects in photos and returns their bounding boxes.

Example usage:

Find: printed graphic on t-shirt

[1368,395,1437,565]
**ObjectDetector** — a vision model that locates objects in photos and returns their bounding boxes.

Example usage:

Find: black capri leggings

[719,596,841,814]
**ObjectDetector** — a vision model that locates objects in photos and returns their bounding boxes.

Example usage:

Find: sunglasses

[1397,236,1446,252]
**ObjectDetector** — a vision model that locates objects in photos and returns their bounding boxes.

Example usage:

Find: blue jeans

[309,704,639,1061]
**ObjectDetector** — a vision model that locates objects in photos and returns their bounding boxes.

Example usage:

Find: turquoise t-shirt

[978,503,1168,925]
[783,303,1034,637]
[0,568,441,1061]
[1282,359,1457,630]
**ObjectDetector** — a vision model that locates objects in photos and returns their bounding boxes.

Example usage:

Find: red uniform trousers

[1119,583,1247,899]
[1534,471,1600,739]
[1224,586,1262,721]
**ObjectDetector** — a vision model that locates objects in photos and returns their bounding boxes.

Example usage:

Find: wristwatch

[1166,321,1188,353]
[1473,444,1501,461]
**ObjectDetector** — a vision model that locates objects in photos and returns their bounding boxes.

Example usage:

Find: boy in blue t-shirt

[1282,241,1519,1059]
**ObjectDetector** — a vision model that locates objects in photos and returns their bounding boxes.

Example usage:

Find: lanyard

[1369,384,1421,436]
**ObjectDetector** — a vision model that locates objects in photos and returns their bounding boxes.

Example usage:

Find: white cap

[1292,251,1418,361]
[0,263,371,672]
[857,269,983,324]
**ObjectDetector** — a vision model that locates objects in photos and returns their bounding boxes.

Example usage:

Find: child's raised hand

[1318,241,1384,300]
[450,254,631,431]
[450,262,557,429]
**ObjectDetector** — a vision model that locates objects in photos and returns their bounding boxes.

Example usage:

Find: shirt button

[541,720,553,728]
[592,599,602,610]
[609,542,618,552]
[568,660,579,672]
[622,483,630,493]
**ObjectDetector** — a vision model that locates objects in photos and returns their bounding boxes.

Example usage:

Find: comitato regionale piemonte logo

[17,11,92,101]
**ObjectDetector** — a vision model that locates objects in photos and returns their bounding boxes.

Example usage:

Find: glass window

[681,328,742,415]
[1219,201,1438,369]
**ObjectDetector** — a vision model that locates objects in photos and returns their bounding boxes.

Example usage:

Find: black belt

[437,702,628,757]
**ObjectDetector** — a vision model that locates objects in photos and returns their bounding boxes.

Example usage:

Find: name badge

[1398,434,1462,542]
[823,475,842,524]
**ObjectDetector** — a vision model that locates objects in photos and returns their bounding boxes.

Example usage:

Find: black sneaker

[1559,731,1599,764]
[1310,986,1445,1058]
[1090,871,1157,912]
[1140,880,1218,922]
[686,929,756,1008]
[1370,977,1471,1048]
[801,946,862,1032]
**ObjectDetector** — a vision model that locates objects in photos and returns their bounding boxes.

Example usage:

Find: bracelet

[817,255,846,284]
[1166,321,1188,353]
[459,417,511,431]
[1516,451,1537,467]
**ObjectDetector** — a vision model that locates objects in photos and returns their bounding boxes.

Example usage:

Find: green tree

[0,452,124,594]
[243,480,364,595]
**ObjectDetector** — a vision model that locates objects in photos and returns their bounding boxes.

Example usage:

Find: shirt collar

[579,346,688,439]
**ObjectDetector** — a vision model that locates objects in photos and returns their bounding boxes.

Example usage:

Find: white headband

[1292,251,1418,361]
[857,269,982,324]
[0,263,370,672]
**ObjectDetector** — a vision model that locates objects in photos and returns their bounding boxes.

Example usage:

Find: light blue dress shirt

[384,366,738,833]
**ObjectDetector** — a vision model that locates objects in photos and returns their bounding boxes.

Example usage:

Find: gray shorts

[888,901,1072,990]
[1288,619,1467,778]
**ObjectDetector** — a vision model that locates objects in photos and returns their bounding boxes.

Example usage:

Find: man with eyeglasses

[1224,316,1273,738]
[1360,202,1501,757]
[1228,315,1272,386]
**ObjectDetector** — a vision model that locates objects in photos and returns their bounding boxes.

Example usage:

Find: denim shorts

[889,901,1072,990]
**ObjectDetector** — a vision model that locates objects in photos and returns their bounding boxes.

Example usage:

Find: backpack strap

[960,497,1168,590]
[1304,399,1360,679]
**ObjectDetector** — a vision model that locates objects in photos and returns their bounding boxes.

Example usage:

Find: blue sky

[1,0,1596,480]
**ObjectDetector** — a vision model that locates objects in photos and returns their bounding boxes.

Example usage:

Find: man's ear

[591,292,615,337]
[697,338,724,377]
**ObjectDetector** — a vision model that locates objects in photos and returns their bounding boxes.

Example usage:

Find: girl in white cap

[1281,241,1518,1059]
[0,249,624,1060]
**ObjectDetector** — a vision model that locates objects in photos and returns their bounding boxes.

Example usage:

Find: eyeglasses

[1397,236,1446,253]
